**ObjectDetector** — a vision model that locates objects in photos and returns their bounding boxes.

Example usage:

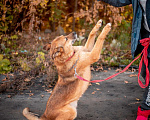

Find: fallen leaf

[2,78,6,81]
[131,68,136,72]
[9,74,14,76]
[116,68,122,72]
[136,98,140,101]
[124,81,129,84]
[129,74,138,77]
[98,66,103,70]
[29,93,34,97]
[24,78,31,82]
[48,85,52,88]
[92,91,96,94]
[90,67,95,71]
[108,68,111,70]
[96,88,100,91]
[128,102,140,105]
[46,89,52,93]
[7,95,11,98]
[28,97,32,100]
[96,83,100,85]
[41,95,44,97]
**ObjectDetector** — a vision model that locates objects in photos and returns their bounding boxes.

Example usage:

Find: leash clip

[74,66,78,78]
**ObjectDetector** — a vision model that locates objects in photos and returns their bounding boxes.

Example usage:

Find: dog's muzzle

[72,32,77,44]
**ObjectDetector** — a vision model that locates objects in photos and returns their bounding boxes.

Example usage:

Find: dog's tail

[23,108,41,120]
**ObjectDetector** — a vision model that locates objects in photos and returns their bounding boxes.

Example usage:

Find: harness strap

[65,51,75,62]
[75,38,150,88]
[68,58,79,72]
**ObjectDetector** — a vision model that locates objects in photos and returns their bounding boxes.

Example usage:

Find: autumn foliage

[0,0,133,33]
[0,0,134,73]
[0,0,136,92]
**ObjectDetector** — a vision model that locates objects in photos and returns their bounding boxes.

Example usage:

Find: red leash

[138,38,150,88]
[75,38,150,88]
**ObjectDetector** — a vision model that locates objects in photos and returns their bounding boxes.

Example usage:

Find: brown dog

[23,20,111,120]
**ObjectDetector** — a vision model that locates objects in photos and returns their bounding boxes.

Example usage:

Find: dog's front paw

[105,23,111,30]
[97,19,103,26]
[102,23,111,34]
[94,19,103,31]
[96,19,103,29]
[107,23,111,27]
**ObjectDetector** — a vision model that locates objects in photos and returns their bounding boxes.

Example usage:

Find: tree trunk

[72,0,78,31]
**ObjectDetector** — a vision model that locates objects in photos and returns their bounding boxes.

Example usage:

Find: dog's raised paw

[105,23,111,30]
[97,19,103,25]
[107,23,111,26]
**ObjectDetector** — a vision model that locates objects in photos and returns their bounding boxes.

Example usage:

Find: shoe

[136,106,150,120]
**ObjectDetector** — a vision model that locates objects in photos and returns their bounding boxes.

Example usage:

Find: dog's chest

[70,101,77,109]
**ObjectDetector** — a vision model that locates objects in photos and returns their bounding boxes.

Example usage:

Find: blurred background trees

[0,0,134,74]
[0,0,133,34]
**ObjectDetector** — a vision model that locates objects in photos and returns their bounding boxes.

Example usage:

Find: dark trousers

[140,25,150,110]
[141,58,150,110]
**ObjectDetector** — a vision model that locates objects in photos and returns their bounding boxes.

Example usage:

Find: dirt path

[0,70,144,120]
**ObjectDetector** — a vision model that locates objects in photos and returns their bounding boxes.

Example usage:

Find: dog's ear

[43,43,51,51]
[52,46,64,59]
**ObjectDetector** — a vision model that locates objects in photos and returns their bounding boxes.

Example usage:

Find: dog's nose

[72,32,76,35]
[72,32,77,39]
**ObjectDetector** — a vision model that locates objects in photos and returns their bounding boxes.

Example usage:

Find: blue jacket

[99,0,150,58]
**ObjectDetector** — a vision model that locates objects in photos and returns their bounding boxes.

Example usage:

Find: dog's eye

[65,37,68,41]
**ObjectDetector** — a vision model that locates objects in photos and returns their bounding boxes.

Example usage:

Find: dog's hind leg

[56,105,77,120]
[84,19,103,51]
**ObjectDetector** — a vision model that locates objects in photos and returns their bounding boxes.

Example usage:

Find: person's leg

[141,58,150,110]
[139,22,150,109]
[136,58,150,120]
[136,25,150,120]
